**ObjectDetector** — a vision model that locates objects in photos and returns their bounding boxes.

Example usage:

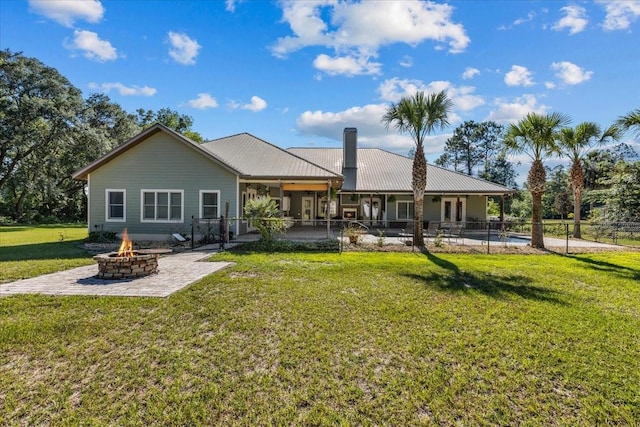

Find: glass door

[301,196,314,225]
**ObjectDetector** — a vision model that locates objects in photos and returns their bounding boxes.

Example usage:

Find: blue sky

[2,0,639,180]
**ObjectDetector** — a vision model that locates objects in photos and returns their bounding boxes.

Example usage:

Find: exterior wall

[371,194,488,225]
[88,132,238,240]
[466,195,488,222]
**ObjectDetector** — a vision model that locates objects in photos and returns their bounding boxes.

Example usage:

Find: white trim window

[141,190,183,222]
[106,189,126,222]
[396,200,414,220]
[200,190,220,219]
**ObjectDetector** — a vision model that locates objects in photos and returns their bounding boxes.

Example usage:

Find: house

[73,124,514,240]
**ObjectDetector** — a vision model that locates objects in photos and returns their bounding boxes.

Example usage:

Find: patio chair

[424,222,440,243]
[442,223,464,245]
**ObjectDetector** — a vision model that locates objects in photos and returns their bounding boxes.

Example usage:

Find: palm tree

[382,91,453,246]
[557,122,620,238]
[616,108,640,137]
[504,112,571,248]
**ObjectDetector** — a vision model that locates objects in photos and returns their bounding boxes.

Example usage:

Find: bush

[86,230,118,243]
[235,239,339,253]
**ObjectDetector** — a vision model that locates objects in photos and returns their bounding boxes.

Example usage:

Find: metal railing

[188,216,640,252]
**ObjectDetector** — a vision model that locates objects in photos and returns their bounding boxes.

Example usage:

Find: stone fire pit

[93,249,172,279]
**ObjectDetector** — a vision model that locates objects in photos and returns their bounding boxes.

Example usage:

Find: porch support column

[500,195,505,223]
[279,181,284,216]
[327,180,331,237]
[370,193,374,227]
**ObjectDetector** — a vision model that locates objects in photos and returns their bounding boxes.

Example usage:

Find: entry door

[441,197,466,223]
[301,196,314,225]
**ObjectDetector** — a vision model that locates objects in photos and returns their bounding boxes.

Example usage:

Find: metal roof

[201,133,340,180]
[288,148,514,194]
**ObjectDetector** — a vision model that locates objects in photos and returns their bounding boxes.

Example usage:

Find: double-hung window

[397,200,414,220]
[106,189,126,222]
[142,190,183,222]
[200,190,220,219]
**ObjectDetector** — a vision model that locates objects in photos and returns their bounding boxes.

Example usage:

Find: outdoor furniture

[399,222,431,245]
[424,222,440,243]
[441,223,464,244]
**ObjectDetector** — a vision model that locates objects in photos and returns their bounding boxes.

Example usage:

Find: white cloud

[188,93,218,109]
[296,102,453,156]
[504,65,535,87]
[377,78,484,114]
[462,67,480,80]
[229,96,268,112]
[551,61,593,85]
[485,94,549,125]
[89,82,156,96]
[498,11,536,30]
[167,31,201,65]
[399,55,413,68]
[65,30,117,62]
[225,0,244,12]
[271,0,469,76]
[29,0,104,27]
[313,53,381,76]
[243,96,267,112]
[596,0,640,31]
[552,5,588,34]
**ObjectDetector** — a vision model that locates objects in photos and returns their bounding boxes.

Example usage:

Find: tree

[382,91,453,246]
[592,161,640,222]
[243,196,288,244]
[557,122,620,237]
[479,153,518,218]
[436,121,504,176]
[0,50,83,194]
[0,50,142,222]
[583,143,637,192]
[136,107,203,142]
[616,108,640,137]
[0,50,85,220]
[543,165,571,219]
[504,112,571,248]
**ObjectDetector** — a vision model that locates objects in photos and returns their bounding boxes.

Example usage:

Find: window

[397,201,414,220]
[141,190,183,222]
[106,189,126,222]
[200,190,219,219]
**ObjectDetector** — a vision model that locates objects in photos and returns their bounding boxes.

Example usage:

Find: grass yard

[1,234,639,425]
[0,224,93,283]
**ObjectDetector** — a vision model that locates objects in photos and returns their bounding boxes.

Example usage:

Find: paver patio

[0,248,230,298]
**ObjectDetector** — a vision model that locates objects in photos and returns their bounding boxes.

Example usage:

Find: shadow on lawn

[407,249,566,304]
[565,254,640,281]
[0,241,89,262]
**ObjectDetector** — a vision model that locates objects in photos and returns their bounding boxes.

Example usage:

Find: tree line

[0,49,202,223]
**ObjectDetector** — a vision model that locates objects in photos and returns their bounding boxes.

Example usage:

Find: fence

[189,216,640,252]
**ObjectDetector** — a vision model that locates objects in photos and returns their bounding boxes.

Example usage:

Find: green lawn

[1,234,639,425]
[0,224,93,282]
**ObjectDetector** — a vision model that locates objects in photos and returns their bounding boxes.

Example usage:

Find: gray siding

[88,132,237,239]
